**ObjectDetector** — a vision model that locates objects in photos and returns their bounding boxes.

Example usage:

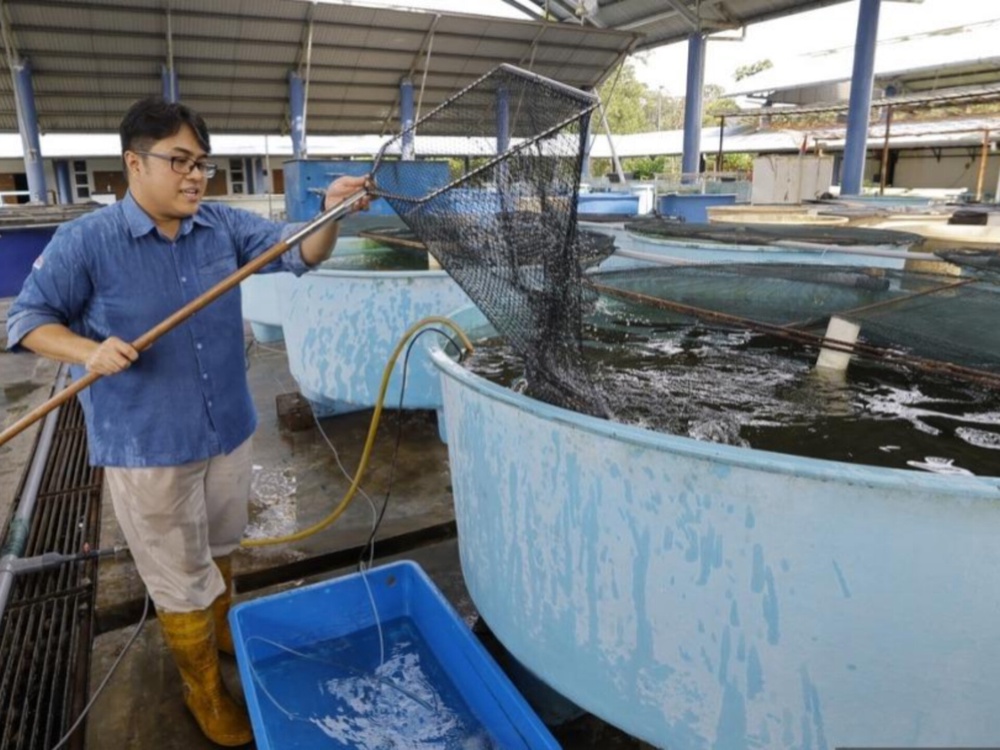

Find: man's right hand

[85,336,139,375]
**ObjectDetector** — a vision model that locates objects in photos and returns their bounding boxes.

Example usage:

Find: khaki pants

[105,438,252,612]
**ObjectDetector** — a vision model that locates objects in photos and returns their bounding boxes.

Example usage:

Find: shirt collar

[122,191,215,239]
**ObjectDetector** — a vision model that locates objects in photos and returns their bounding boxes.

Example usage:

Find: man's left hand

[324,175,372,213]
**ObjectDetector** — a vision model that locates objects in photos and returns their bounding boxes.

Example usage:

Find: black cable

[357,327,464,571]
[48,594,151,750]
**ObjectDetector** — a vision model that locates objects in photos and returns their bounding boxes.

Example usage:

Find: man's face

[124,123,209,224]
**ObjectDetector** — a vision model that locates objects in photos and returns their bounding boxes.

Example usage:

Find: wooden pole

[716,115,725,172]
[0,189,368,449]
[976,129,989,202]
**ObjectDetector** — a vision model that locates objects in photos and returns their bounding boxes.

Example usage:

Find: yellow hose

[241,316,473,547]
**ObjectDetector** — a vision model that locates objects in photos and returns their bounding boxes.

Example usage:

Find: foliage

[623,156,668,180]
[597,62,657,134]
[734,59,773,82]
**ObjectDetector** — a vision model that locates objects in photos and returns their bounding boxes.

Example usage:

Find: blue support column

[400,78,415,160]
[161,64,179,102]
[840,0,881,196]
[54,160,73,204]
[12,60,47,204]
[254,158,267,194]
[681,32,706,180]
[289,71,306,160]
[496,86,510,154]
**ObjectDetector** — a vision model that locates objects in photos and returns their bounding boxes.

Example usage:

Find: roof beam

[498,0,545,21]
[8,25,622,60]
[13,47,614,74]
[615,0,735,32]
[0,0,20,67]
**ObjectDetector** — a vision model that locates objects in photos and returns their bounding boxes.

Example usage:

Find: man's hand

[323,174,372,213]
[85,336,139,375]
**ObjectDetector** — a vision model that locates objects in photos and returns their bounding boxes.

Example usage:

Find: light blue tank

[240,238,471,414]
[428,303,1000,749]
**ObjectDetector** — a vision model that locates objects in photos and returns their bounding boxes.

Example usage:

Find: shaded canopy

[0,0,641,135]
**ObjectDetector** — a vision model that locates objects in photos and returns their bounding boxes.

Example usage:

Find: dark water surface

[462,294,1000,477]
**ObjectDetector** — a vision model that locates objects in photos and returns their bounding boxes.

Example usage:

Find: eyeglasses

[133,151,218,179]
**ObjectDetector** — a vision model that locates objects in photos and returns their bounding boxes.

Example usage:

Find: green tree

[734,59,773,82]
[703,83,739,125]
[597,61,653,134]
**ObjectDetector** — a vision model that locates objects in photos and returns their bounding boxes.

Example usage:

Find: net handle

[0,189,368,449]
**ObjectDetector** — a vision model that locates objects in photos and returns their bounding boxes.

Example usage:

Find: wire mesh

[369,64,613,413]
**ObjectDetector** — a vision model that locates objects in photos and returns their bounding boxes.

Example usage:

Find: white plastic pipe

[816,316,861,372]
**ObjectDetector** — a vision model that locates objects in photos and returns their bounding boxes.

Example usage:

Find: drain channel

[0,398,102,750]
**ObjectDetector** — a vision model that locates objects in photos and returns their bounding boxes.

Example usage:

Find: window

[229,159,245,195]
[73,160,90,199]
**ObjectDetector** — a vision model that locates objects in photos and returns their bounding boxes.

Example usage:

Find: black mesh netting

[358,65,999,418]
[624,216,925,247]
[368,64,614,414]
[588,263,1000,388]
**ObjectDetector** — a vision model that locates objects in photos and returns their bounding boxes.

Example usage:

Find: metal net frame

[368,64,613,414]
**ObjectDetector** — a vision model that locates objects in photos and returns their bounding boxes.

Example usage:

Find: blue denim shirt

[6,192,312,467]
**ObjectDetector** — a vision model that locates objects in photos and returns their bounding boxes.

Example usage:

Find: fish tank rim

[427,303,1000,496]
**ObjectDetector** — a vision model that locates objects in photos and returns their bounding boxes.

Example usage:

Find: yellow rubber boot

[158,608,253,747]
[211,555,236,656]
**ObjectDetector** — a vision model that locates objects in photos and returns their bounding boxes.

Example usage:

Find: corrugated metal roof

[512,0,853,51]
[717,81,1000,118]
[583,115,1000,159]
[0,0,640,135]
[727,19,1000,100]
[586,126,804,158]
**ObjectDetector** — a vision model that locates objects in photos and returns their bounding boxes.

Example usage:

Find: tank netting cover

[370,64,614,412]
[624,215,925,247]
[588,262,1000,390]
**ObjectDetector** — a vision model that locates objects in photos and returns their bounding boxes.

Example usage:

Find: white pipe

[815,316,860,372]
[0,366,68,622]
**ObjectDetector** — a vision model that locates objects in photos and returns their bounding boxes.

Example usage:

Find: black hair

[119,97,211,155]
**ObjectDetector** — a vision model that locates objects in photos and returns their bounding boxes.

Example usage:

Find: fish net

[367,65,1000,419]
[369,64,613,414]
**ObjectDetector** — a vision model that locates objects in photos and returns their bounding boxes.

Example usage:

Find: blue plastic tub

[657,192,737,222]
[230,560,559,749]
[0,225,58,297]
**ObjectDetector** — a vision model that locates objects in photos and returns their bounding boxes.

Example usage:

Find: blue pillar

[289,71,306,160]
[54,160,73,204]
[12,60,47,204]
[161,64,179,102]
[840,0,881,196]
[400,78,415,160]
[254,157,266,194]
[681,32,706,179]
[496,86,510,154]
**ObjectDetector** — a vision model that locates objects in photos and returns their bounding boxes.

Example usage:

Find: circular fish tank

[428,294,1000,749]
[241,237,471,414]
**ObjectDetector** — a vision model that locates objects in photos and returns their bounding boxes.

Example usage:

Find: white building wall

[890,149,1000,199]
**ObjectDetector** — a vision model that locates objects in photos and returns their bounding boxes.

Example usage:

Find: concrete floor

[0,299,649,749]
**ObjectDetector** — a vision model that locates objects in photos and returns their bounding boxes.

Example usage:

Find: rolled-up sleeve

[6,225,93,351]
[220,204,313,277]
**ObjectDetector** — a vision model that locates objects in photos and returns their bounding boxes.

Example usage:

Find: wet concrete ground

[0,298,650,749]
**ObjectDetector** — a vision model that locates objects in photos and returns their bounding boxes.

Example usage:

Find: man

[6,97,369,747]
